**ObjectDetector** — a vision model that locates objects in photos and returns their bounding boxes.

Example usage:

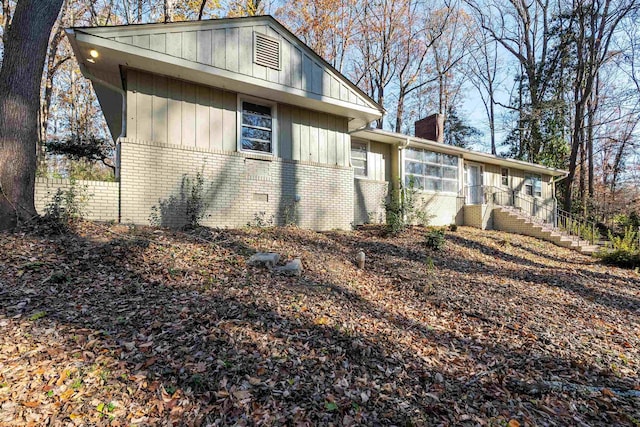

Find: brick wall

[463,204,494,230]
[119,139,354,230]
[354,179,388,225]
[34,178,119,222]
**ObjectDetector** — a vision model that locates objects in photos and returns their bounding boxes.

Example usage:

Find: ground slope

[0,224,638,426]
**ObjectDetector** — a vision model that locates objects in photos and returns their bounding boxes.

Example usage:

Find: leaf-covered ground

[0,223,639,426]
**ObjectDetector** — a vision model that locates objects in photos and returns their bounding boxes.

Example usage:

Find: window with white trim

[239,99,275,154]
[525,174,542,197]
[351,141,368,177]
[404,148,459,193]
[501,168,509,187]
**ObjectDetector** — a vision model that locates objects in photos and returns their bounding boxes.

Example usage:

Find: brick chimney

[414,113,444,143]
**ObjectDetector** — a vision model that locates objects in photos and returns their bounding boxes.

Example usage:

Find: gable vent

[254,32,281,70]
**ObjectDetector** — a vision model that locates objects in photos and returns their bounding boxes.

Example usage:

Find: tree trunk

[0,0,64,230]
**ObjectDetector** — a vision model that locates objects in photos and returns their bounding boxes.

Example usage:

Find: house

[59,15,567,232]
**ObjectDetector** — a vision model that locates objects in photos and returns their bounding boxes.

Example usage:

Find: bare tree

[564,0,638,212]
[467,25,500,154]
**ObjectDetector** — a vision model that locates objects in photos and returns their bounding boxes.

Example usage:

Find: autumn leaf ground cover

[0,222,639,426]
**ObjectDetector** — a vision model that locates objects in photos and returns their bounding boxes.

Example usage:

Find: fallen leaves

[0,222,639,425]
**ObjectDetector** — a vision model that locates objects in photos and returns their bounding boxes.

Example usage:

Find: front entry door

[466,164,483,204]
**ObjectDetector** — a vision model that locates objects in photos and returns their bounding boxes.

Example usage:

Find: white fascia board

[73,32,381,130]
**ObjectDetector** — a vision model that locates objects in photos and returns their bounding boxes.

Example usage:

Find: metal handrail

[462,185,600,245]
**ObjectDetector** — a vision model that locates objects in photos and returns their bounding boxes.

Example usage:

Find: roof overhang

[352,128,568,177]
[66,27,382,135]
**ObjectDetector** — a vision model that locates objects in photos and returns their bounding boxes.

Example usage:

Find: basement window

[238,97,277,155]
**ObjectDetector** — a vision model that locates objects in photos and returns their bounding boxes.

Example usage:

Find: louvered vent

[254,32,281,70]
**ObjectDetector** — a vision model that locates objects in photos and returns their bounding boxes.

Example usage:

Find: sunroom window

[404,148,459,193]
[240,100,274,154]
[351,141,368,177]
[525,174,542,197]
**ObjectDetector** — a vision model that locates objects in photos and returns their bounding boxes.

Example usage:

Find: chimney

[414,113,444,143]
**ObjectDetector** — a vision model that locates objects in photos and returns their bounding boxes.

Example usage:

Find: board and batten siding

[111,21,370,109]
[483,164,553,202]
[125,69,350,167]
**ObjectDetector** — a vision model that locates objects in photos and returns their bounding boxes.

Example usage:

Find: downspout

[77,62,126,223]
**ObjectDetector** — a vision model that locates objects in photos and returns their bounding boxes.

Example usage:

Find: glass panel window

[442,166,457,180]
[241,101,273,154]
[351,141,368,177]
[404,147,459,193]
[501,168,509,187]
[525,174,542,197]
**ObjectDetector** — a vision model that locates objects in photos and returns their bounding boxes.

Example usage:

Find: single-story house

[63,15,567,231]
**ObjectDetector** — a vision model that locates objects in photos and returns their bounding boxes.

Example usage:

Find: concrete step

[579,245,600,254]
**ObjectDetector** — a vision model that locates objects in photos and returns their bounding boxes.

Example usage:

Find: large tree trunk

[0,0,64,230]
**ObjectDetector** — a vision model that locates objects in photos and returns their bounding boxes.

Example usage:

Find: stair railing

[465,185,600,245]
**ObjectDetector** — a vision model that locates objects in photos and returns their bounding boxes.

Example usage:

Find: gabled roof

[352,128,568,177]
[66,15,383,139]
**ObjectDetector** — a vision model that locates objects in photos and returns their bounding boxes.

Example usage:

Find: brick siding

[119,139,354,230]
[34,178,119,222]
[353,179,388,225]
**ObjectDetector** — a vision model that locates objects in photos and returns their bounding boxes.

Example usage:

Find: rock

[434,373,444,383]
[247,252,280,268]
[275,258,303,277]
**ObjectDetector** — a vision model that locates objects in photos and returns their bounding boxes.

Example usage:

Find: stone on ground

[275,258,303,277]
[247,252,280,268]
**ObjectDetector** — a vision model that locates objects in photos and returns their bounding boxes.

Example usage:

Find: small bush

[385,178,432,234]
[425,228,446,251]
[448,223,458,232]
[42,179,89,231]
[595,226,640,268]
[150,171,209,229]
[248,211,274,228]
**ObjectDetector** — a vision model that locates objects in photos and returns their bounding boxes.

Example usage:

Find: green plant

[384,178,432,234]
[248,211,274,227]
[150,170,209,229]
[43,178,89,229]
[448,223,458,232]
[595,227,640,268]
[424,256,435,273]
[29,311,46,321]
[425,228,446,251]
[579,223,601,243]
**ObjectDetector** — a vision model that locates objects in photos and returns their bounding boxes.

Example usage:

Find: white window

[351,141,368,177]
[238,97,277,155]
[501,168,509,187]
[525,174,542,197]
[404,148,459,193]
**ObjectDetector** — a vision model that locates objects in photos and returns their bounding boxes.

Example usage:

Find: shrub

[385,178,432,234]
[43,179,89,230]
[448,223,458,232]
[248,211,274,228]
[150,171,209,229]
[595,226,640,268]
[425,228,446,251]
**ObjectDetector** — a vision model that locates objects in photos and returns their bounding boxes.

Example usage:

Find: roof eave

[352,128,568,177]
